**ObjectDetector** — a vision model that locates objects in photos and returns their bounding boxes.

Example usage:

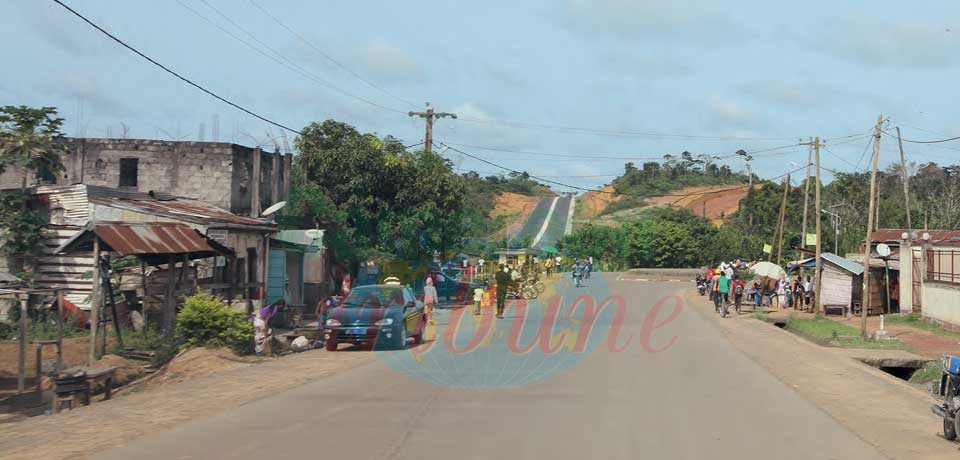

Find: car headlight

[374,318,394,326]
[325,318,341,326]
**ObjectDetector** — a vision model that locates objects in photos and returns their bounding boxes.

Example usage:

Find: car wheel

[325,339,338,352]
[395,324,408,350]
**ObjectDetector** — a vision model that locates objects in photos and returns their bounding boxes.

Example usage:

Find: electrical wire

[441,143,807,198]
[247,0,419,109]
[50,0,303,135]
[178,0,407,114]
[882,129,960,144]
[440,141,803,161]
[821,145,864,171]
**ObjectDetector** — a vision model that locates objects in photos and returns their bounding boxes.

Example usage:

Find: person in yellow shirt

[473,282,486,316]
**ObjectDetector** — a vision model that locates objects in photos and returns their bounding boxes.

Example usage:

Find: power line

[179,0,407,114]
[247,0,418,109]
[441,141,803,161]
[441,143,806,198]
[453,116,801,141]
[50,0,303,135]
[821,145,864,171]
[882,129,960,144]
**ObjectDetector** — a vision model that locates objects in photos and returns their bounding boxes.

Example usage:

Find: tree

[0,106,67,270]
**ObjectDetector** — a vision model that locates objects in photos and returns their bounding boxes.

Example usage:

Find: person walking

[733,277,745,313]
[776,276,788,309]
[473,282,485,316]
[717,272,731,315]
[424,276,438,325]
[804,276,813,307]
[495,264,510,318]
[712,274,722,312]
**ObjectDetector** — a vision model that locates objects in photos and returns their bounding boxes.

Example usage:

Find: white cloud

[814,14,959,69]
[705,93,754,127]
[556,0,735,43]
[357,40,424,83]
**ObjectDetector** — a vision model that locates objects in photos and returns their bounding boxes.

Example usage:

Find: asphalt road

[95,274,884,460]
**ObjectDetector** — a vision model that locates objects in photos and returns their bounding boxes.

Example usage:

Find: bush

[175,293,253,354]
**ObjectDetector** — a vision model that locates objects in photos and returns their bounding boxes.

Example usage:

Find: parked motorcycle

[931,355,960,440]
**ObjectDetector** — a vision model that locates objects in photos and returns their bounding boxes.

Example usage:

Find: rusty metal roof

[56,222,230,262]
[871,229,960,245]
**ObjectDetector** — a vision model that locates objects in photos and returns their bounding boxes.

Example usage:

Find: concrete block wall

[0,138,290,217]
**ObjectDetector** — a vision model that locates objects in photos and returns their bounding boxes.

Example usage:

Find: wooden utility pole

[17,295,27,393]
[89,237,101,364]
[814,137,823,316]
[801,138,813,278]
[862,115,883,338]
[775,174,791,265]
[408,102,457,153]
[896,127,912,234]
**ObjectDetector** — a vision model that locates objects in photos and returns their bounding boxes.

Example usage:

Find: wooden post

[814,137,823,317]
[162,255,177,337]
[251,147,262,217]
[56,290,64,372]
[282,153,292,200]
[103,255,124,348]
[775,174,791,265]
[272,149,281,206]
[140,259,148,329]
[800,138,812,279]
[862,115,883,338]
[896,127,912,234]
[17,295,28,394]
[89,236,101,364]
[35,345,42,392]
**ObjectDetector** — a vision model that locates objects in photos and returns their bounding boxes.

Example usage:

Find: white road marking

[532,196,559,246]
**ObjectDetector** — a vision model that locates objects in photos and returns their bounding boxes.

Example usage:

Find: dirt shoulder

[685,292,957,460]
[0,349,374,460]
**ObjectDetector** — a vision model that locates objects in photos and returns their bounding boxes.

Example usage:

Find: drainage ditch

[857,358,934,382]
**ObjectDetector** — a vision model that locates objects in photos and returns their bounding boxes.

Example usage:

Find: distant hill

[574,158,753,228]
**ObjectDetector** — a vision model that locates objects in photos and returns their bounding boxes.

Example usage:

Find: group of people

[776,275,814,309]
[699,265,746,315]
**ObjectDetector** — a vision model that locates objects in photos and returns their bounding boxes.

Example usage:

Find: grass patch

[909,361,943,385]
[752,312,772,322]
[885,313,960,338]
[782,316,910,351]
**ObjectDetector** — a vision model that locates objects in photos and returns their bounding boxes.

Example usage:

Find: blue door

[267,250,286,304]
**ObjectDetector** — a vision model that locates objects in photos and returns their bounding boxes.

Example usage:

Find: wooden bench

[52,366,118,413]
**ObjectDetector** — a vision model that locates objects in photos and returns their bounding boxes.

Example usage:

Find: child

[473,283,485,316]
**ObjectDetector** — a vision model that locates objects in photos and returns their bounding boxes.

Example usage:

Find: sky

[2,0,959,191]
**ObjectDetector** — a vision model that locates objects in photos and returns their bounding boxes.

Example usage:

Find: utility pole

[896,127,912,235]
[775,174,791,265]
[814,137,823,317]
[408,102,457,154]
[801,137,812,278]
[862,115,883,338]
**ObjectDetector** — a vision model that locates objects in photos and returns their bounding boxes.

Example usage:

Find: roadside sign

[762,244,772,254]
[805,233,817,246]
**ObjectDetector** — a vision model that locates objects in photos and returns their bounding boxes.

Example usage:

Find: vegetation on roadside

[885,313,960,338]
[909,361,942,385]
[175,293,253,354]
[780,316,909,351]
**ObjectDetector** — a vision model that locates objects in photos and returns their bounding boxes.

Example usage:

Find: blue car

[323,284,425,351]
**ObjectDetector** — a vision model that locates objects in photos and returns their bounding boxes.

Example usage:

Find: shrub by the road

[176,293,253,354]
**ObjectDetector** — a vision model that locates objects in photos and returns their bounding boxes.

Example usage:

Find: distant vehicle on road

[323,284,425,351]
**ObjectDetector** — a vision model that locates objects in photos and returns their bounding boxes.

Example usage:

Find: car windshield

[340,286,406,308]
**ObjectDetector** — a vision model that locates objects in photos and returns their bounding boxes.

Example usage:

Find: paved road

[96,274,883,460]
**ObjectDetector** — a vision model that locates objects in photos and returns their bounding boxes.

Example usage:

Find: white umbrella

[750,261,786,279]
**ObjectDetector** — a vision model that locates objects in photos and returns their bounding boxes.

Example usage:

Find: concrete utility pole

[862,115,883,338]
[896,127,912,236]
[408,102,456,154]
[814,137,823,316]
[801,137,813,278]
[775,174,791,265]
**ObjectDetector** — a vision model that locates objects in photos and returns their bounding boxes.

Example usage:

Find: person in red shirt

[732,278,746,313]
[705,267,715,301]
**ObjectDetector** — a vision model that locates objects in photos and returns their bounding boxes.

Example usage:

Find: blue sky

[2,0,959,190]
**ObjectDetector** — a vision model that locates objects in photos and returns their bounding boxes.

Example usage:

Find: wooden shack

[790,253,864,316]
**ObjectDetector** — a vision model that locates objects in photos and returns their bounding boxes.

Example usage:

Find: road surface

[95,274,884,460]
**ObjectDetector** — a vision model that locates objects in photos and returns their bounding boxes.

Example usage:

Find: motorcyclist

[572,259,585,287]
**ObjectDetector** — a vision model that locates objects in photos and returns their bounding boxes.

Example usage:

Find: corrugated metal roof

[88,193,270,228]
[56,221,228,259]
[822,253,865,275]
[872,229,960,245]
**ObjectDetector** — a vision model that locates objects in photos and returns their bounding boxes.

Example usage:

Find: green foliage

[0,106,66,259]
[292,119,470,262]
[0,192,45,256]
[909,362,942,384]
[782,316,909,350]
[175,293,253,354]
